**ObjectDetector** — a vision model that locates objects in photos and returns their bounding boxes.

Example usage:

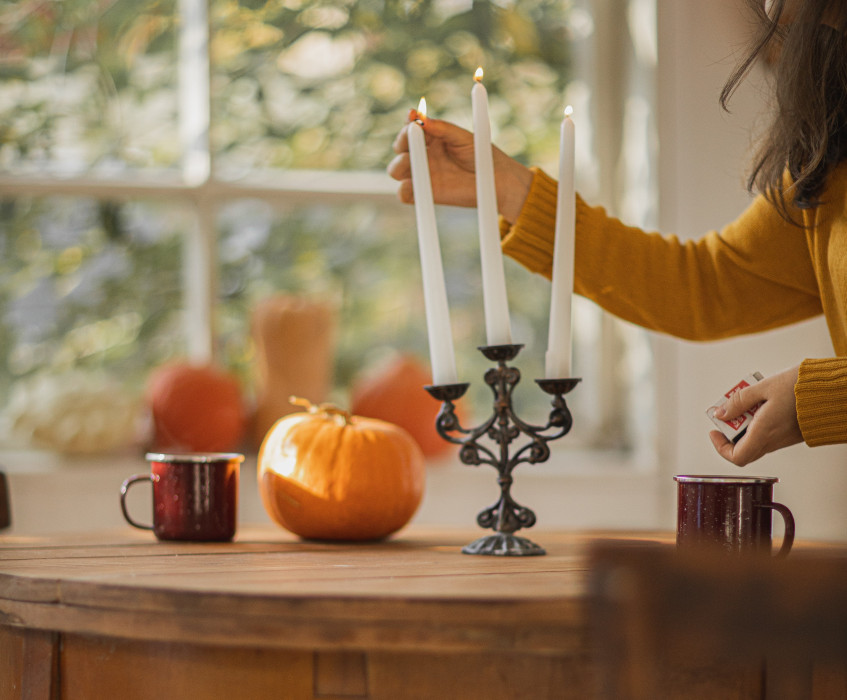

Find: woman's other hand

[709,365,803,466]
[386,110,533,223]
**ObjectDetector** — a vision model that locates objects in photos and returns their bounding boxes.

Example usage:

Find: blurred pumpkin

[146,362,248,453]
[350,354,458,458]
[258,397,425,541]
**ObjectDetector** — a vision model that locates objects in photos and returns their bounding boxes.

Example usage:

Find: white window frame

[0,1,666,532]
[0,0,657,448]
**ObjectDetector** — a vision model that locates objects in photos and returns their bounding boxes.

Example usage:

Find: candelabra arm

[425,383,499,468]
[505,396,575,470]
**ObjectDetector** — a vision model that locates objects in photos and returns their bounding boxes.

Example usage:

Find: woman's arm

[501,168,823,341]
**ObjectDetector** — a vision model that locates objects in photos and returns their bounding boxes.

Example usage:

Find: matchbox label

[706,372,764,443]
[725,379,751,399]
[723,412,748,431]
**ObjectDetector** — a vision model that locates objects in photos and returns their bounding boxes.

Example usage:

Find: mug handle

[760,501,795,558]
[120,474,156,531]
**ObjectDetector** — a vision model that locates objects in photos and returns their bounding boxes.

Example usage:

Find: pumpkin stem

[289,396,352,425]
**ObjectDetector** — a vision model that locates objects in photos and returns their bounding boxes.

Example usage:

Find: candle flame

[474,67,484,82]
[564,105,574,118]
[417,97,427,119]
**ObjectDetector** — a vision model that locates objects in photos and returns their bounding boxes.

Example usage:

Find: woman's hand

[709,365,803,466]
[386,110,533,223]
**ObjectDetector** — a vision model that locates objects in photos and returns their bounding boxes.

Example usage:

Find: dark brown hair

[720,0,847,223]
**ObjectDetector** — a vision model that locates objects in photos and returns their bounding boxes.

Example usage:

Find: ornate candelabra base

[462,533,546,557]
[426,344,580,556]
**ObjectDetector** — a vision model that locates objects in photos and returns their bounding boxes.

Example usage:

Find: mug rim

[674,474,778,485]
[145,452,245,464]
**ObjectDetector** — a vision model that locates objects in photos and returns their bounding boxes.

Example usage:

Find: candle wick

[414,118,424,126]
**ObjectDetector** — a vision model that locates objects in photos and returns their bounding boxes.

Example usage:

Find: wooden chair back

[589,539,847,699]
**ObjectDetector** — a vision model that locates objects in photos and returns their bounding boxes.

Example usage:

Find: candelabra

[425,344,580,556]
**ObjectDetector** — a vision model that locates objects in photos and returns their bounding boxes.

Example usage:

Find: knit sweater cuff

[796,358,847,446]
[500,167,559,278]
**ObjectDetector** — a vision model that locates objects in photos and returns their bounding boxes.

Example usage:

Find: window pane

[217,198,601,445]
[0,196,188,448]
[0,1,179,174]
[210,0,572,174]
[0,0,654,460]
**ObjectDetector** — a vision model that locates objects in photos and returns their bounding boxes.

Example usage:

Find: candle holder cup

[425,344,580,556]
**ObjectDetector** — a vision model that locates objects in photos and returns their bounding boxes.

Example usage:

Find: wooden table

[0,526,609,700]
[2,526,843,700]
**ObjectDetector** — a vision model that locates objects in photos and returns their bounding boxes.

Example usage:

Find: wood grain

[60,634,313,700]
[0,625,24,700]
[0,527,603,654]
[0,526,608,699]
[21,629,58,700]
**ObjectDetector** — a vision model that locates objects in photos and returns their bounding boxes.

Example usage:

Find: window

[0,0,656,461]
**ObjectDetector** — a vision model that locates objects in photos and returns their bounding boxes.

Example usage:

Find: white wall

[655,0,847,541]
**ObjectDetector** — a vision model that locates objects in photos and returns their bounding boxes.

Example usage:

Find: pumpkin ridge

[300,417,338,500]
[326,415,350,503]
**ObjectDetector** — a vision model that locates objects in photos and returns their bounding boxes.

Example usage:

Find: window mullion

[179,0,212,186]
[183,203,218,364]
[179,0,216,363]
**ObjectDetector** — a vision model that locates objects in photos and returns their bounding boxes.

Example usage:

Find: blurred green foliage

[0,0,571,171]
[209,0,572,172]
[0,0,180,170]
[0,0,573,422]
[216,199,556,419]
[0,197,187,398]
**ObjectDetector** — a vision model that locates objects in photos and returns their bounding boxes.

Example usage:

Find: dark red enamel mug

[674,475,794,557]
[121,453,243,542]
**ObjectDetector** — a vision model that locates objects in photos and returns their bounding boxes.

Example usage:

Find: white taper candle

[471,68,512,347]
[546,106,575,379]
[408,99,458,385]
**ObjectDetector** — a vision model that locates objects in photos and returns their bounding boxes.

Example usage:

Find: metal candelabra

[425,344,580,556]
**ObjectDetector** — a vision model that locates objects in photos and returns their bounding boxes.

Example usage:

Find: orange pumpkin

[147,362,248,453]
[258,398,425,541]
[350,354,458,458]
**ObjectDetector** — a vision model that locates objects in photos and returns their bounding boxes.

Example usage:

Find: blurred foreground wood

[590,540,847,700]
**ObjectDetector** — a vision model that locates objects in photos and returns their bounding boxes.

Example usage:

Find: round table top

[0,525,643,654]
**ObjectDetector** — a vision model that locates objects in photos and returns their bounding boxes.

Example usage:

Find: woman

[387,0,847,467]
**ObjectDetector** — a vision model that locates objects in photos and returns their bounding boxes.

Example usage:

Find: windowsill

[0,447,153,475]
[0,444,666,536]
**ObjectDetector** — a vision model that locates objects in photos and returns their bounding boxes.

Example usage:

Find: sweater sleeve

[500,168,823,341]
[796,358,847,446]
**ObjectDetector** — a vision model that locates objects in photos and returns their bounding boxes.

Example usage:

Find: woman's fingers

[387,151,411,181]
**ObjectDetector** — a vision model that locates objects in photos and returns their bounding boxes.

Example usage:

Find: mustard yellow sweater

[500,165,847,447]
